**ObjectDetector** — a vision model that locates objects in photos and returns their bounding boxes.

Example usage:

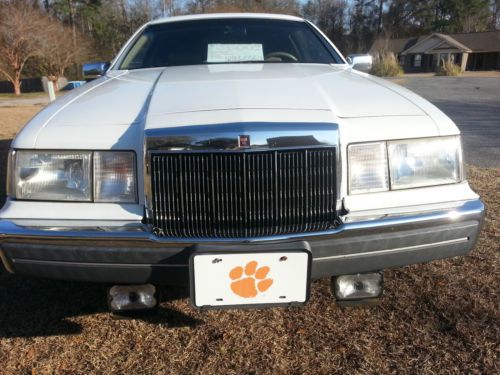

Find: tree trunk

[67,0,77,48]
[377,0,385,34]
[13,80,21,96]
[50,77,59,92]
[67,0,79,78]
[13,72,22,96]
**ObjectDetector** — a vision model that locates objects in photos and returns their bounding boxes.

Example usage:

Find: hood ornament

[238,135,251,148]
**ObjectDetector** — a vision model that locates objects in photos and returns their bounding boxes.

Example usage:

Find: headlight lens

[388,136,462,189]
[14,151,92,201]
[348,142,389,194]
[12,150,137,202]
[94,151,137,203]
[348,136,462,194]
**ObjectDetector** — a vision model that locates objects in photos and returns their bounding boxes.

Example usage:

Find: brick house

[370,31,500,73]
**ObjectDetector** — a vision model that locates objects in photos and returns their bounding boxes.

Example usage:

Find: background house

[370,31,500,73]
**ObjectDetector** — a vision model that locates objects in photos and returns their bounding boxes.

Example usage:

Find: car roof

[148,13,305,26]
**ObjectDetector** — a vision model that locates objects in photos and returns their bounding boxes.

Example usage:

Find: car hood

[15,64,454,149]
[145,64,425,120]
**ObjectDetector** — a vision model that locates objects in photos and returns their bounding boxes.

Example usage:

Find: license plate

[190,245,311,309]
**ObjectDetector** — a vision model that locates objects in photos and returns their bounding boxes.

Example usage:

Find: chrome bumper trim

[0,199,484,245]
[0,248,14,273]
[315,237,469,262]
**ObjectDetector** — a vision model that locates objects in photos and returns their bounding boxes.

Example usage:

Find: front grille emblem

[238,135,251,148]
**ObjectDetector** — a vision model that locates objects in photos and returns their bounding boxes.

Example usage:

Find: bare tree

[186,0,300,14]
[37,21,90,90]
[493,0,500,29]
[187,0,214,13]
[0,2,51,95]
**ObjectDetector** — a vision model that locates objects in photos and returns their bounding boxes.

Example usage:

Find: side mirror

[83,62,110,81]
[348,55,372,73]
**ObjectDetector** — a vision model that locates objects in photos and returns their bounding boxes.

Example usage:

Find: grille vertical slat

[150,148,337,238]
[161,156,168,236]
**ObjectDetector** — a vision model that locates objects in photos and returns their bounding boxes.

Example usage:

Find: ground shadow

[0,266,199,338]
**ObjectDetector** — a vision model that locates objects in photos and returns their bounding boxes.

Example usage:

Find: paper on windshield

[207,44,264,63]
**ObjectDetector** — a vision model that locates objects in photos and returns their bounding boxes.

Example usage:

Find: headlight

[388,136,462,189]
[11,150,137,203]
[348,136,462,194]
[14,151,92,201]
[94,151,137,203]
[348,142,389,194]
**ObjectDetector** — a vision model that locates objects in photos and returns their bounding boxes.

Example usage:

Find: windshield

[119,18,340,69]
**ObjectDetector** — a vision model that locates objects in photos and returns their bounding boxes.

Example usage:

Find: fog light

[333,273,383,301]
[108,284,158,312]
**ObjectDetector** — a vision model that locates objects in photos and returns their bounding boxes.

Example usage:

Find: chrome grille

[150,148,338,238]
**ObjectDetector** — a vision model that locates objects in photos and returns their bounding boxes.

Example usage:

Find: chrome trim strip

[144,123,339,151]
[314,237,469,262]
[0,249,15,273]
[12,259,188,268]
[6,149,14,198]
[139,68,167,223]
[0,199,484,245]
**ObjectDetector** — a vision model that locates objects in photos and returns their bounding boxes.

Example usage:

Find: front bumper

[0,199,484,285]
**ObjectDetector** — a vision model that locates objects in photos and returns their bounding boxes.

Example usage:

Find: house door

[432,54,439,68]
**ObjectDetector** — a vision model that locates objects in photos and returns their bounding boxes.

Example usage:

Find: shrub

[370,52,403,77]
[436,59,462,76]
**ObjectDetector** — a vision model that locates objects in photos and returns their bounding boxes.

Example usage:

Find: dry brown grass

[436,60,462,77]
[0,105,42,139]
[0,107,498,374]
[370,52,404,78]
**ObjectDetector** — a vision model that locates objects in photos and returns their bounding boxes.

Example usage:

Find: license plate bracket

[189,242,312,309]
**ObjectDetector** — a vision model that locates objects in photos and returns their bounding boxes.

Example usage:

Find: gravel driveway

[394,76,500,168]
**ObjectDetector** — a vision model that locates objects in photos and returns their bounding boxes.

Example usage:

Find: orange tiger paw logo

[229,261,273,298]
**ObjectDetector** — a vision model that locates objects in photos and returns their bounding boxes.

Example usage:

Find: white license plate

[191,251,310,308]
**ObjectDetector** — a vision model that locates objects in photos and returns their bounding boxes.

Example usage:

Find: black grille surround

[149,148,339,239]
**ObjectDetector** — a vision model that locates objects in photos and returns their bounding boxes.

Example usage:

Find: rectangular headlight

[14,151,92,201]
[388,136,462,190]
[348,142,389,194]
[94,151,137,203]
[11,150,137,203]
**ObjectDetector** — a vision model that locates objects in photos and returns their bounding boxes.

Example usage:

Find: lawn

[0,105,498,374]
[0,92,48,99]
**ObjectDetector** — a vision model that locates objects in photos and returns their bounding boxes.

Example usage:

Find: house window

[413,54,422,67]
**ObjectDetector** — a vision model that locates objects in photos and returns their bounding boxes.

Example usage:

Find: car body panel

[13,63,455,150]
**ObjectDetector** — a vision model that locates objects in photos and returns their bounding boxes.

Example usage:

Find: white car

[0,14,484,311]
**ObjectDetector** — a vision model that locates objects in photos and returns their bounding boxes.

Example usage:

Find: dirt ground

[0,106,498,374]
